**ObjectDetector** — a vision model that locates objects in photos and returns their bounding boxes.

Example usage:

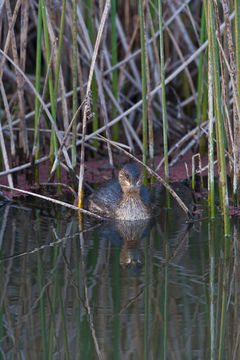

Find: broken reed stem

[77,0,111,208]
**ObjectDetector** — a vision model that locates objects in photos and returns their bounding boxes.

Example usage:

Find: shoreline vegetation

[0,1,239,234]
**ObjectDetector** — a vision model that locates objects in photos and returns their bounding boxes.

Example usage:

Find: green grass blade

[208,0,229,236]
[40,0,59,178]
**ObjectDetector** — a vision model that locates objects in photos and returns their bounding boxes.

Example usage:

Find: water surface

[0,195,239,359]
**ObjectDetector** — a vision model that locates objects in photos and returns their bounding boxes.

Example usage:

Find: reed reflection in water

[0,197,239,359]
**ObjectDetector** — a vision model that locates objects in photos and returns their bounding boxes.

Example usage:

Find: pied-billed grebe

[88,163,151,220]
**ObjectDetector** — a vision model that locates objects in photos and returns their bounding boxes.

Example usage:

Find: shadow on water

[0,186,240,359]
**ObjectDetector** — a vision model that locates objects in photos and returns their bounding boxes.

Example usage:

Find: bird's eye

[136,179,141,186]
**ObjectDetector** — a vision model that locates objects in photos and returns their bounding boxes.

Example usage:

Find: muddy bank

[0,150,211,199]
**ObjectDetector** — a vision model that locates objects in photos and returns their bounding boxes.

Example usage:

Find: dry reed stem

[146,3,161,81]
[6,5,233,151]
[165,22,197,106]
[0,82,15,157]
[5,0,29,156]
[117,15,141,90]
[0,0,21,80]
[103,82,143,151]
[49,98,86,179]
[155,121,208,171]
[76,3,114,170]
[0,155,49,177]
[0,184,104,220]
[0,49,72,169]
[221,0,240,196]
[77,0,111,208]
[0,119,13,187]
[74,11,235,149]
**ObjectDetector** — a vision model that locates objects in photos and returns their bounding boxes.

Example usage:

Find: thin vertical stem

[207,10,215,218]
[40,0,59,177]
[78,0,111,207]
[158,0,170,207]
[139,0,148,184]
[54,0,66,99]
[111,0,118,142]
[72,0,77,170]
[208,0,229,236]
[34,0,43,183]
[86,0,98,149]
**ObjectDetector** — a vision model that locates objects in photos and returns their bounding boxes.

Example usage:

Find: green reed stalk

[72,0,77,169]
[196,5,205,128]
[197,5,208,155]
[207,21,215,219]
[208,0,229,235]
[53,0,66,181]
[86,0,98,148]
[34,2,42,183]
[158,0,170,207]
[54,0,66,103]
[139,0,148,184]
[111,0,119,142]
[143,11,154,182]
[40,0,59,178]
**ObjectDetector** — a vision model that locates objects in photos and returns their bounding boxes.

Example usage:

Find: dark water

[0,192,239,360]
